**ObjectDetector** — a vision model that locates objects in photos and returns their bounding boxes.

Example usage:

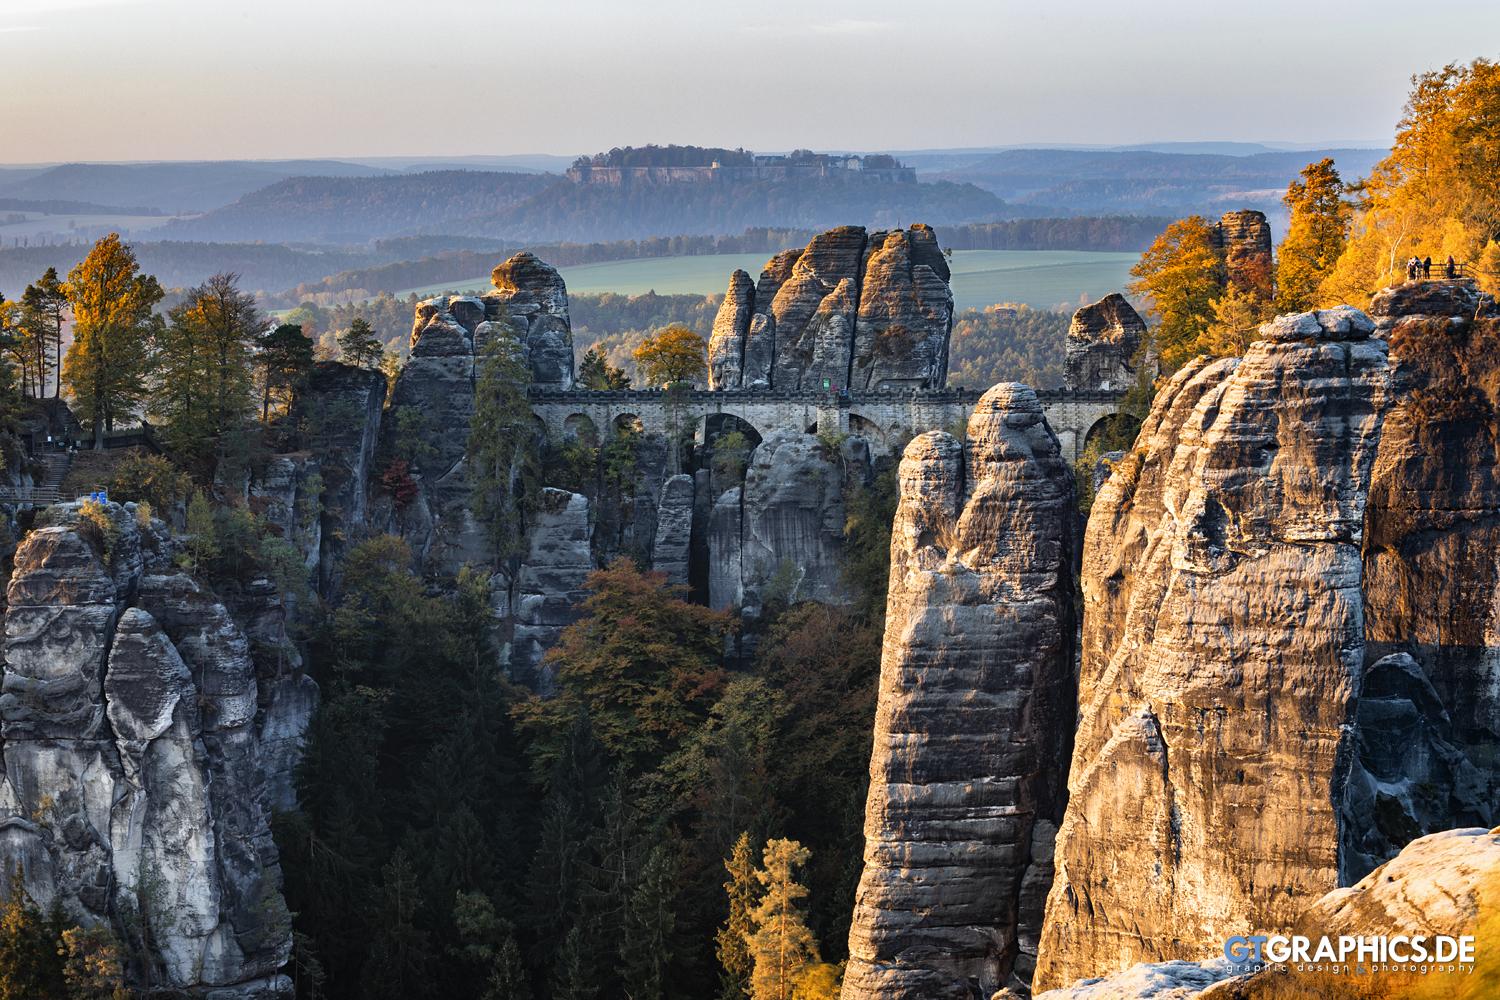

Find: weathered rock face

[510,488,594,693]
[1211,210,1273,298]
[708,225,953,391]
[1033,824,1500,1000]
[490,250,575,388]
[0,503,298,998]
[292,362,385,593]
[842,385,1076,1000]
[650,473,694,588]
[1036,292,1500,989]
[1064,293,1150,391]
[708,431,859,616]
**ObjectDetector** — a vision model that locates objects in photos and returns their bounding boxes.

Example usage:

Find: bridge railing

[529,385,1127,405]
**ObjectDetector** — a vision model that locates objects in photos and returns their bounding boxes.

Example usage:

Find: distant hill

[0,160,395,213]
[164,170,556,243]
[926,147,1387,220]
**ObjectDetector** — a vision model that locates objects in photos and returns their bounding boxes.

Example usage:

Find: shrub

[106,452,193,511]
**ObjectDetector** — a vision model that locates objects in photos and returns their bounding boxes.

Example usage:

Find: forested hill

[164,170,556,242]
[162,169,1013,244]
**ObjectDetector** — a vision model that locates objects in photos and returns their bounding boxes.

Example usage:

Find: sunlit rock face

[1064,293,1150,391]
[1211,209,1273,298]
[842,384,1076,1000]
[707,225,953,391]
[1036,291,1500,989]
[0,503,299,998]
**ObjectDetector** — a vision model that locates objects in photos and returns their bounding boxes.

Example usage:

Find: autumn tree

[258,323,315,423]
[578,346,631,390]
[1321,59,1500,301]
[519,560,732,778]
[633,324,708,386]
[469,320,539,560]
[1128,217,1224,372]
[153,272,261,479]
[63,234,163,448]
[338,318,385,370]
[1275,159,1352,312]
[746,839,820,1000]
[0,868,67,1000]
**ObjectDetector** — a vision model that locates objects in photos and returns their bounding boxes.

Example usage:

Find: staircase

[0,451,71,506]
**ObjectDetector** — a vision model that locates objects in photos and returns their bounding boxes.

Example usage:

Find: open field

[398,249,1140,312]
[0,211,180,244]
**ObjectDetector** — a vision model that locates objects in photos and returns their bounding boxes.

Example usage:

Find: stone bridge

[528,386,1130,463]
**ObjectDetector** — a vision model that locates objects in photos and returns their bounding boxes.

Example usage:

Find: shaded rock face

[1211,209,1272,298]
[842,384,1076,1000]
[707,431,860,616]
[1036,293,1500,989]
[706,225,953,391]
[510,488,594,693]
[0,503,297,998]
[650,473,694,588]
[292,362,385,593]
[1064,294,1150,391]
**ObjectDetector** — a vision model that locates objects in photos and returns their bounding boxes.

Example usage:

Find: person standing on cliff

[1446,255,1457,278]
[1423,255,1433,277]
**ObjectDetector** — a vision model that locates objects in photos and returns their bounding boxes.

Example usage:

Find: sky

[4,0,1498,163]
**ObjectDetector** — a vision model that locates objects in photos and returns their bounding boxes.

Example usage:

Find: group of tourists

[1407,254,1459,280]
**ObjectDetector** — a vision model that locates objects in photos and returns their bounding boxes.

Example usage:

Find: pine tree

[717,832,760,1000]
[746,839,820,1000]
[550,922,598,1000]
[577,347,630,390]
[153,272,260,480]
[62,234,163,448]
[359,849,432,1000]
[0,868,68,1000]
[258,322,315,423]
[19,268,67,399]
[1276,158,1351,312]
[338,318,384,370]
[621,841,677,1000]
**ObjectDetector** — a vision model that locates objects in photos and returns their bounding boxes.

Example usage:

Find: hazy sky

[5,0,1498,163]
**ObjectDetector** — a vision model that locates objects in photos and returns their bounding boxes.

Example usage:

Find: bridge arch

[563,412,600,446]
[847,412,886,450]
[1082,412,1142,456]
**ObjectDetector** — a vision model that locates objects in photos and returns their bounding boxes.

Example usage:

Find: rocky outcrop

[1033,824,1500,1000]
[490,251,575,388]
[293,362,385,592]
[1211,210,1273,298]
[708,225,953,392]
[1037,292,1500,990]
[0,503,297,998]
[1064,294,1150,391]
[650,474,694,588]
[510,489,594,693]
[842,385,1076,1000]
[708,431,859,616]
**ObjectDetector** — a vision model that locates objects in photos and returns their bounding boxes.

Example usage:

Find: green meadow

[399,249,1139,313]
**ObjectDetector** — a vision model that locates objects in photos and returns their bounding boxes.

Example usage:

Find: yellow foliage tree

[62,234,163,448]
[633,324,708,387]
[1128,216,1224,373]
[1321,59,1500,303]
[1276,158,1353,312]
[746,838,820,1000]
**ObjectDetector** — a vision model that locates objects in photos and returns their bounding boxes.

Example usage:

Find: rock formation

[706,225,953,392]
[650,473,694,588]
[707,430,862,616]
[1064,293,1150,391]
[1036,287,1500,989]
[0,502,299,997]
[510,488,595,693]
[490,250,576,388]
[1211,210,1273,298]
[1032,824,1500,999]
[842,384,1076,1000]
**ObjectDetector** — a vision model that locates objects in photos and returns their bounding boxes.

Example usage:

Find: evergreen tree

[62,234,163,448]
[19,268,67,399]
[359,849,432,1000]
[746,839,820,1000]
[621,841,677,1000]
[337,318,384,370]
[577,347,631,390]
[717,832,760,1000]
[258,322,315,423]
[153,272,261,479]
[550,922,598,1000]
[1275,158,1352,312]
[469,319,539,560]
[0,868,68,1000]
